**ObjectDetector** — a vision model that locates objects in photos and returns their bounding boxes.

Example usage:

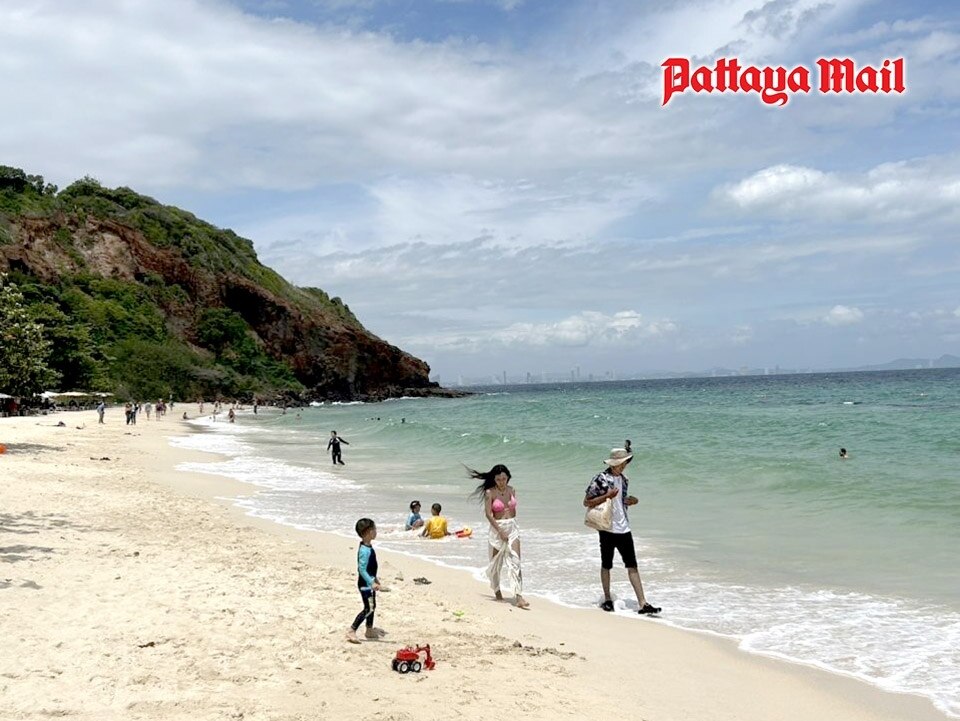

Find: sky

[2,0,959,381]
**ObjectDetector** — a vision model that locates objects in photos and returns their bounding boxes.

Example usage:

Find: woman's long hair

[468,463,511,501]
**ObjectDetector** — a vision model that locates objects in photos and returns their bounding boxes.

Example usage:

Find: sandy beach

[0,410,949,721]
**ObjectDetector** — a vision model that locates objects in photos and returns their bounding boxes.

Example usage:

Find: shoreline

[1,409,949,721]
[171,414,957,715]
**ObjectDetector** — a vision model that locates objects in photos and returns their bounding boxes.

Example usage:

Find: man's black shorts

[598,530,637,569]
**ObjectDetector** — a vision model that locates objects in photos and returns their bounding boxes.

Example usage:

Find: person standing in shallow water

[583,448,660,615]
[327,430,349,465]
[469,464,529,609]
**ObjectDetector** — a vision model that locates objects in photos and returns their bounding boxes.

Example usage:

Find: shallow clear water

[172,369,960,717]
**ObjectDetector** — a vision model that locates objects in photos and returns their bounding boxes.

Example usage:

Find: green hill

[0,166,438,402]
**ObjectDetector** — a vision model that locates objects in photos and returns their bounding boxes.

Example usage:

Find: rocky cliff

[0,167,446,401]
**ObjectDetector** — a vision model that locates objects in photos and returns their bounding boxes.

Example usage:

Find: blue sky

[2,0,959,381]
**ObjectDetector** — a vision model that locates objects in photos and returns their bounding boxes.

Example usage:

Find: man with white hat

[583,447,661,615]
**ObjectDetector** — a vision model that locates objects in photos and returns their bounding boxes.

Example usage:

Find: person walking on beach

[327,430,349,465]
[145,402,152,420]
[584,448,660,615]
[346,518,385,643]
[96,401,105,424]
[470,464,529,609]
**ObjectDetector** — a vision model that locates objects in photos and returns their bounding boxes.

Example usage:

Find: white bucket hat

[603,448,633,466]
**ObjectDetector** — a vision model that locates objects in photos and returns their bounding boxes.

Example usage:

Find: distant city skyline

[2,0,958,380]
[436,354,960,386]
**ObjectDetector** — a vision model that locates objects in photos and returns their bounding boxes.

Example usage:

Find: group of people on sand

[346,440,661,642]
[106,399,170,425]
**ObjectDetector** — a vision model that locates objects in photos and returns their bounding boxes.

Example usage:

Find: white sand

[0,410,948,721]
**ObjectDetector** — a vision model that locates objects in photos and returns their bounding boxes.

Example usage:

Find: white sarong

[486,517,522,595]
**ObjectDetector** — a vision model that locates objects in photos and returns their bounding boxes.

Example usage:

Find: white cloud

[720,158,960,222]
[571,0,864,74]
[827,18,936,46]
[402,310,676,352]
[0,0,714,194]
[731,324,753,344]
[824,305,864,326]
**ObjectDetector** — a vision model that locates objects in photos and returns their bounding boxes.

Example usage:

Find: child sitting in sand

[406,500,424,530]
[421,503,451,539]
[346,518,385,643]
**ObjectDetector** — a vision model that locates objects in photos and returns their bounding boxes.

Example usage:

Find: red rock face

[1,215,441,401]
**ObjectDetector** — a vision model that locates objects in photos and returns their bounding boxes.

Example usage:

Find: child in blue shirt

[405,500,424,531]
[346,518,385,643]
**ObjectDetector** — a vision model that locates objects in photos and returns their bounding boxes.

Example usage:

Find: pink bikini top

[491,495,517,513]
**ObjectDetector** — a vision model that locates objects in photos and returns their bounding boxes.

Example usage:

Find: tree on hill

[0,274,58,398]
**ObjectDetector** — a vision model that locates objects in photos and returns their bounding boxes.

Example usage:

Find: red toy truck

[391,645,435,673]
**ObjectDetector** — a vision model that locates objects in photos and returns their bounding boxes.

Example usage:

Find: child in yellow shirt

[421,503,451,539]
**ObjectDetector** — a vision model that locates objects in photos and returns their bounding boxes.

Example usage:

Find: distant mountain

[838,355,960,372]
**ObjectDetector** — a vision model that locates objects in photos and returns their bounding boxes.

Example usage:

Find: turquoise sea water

[172,369,960,717]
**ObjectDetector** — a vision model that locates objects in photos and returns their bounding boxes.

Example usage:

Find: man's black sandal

[638,603,661,615]
[600,600,614,612]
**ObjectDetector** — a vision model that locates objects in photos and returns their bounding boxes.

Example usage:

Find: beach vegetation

[0,274,59,398]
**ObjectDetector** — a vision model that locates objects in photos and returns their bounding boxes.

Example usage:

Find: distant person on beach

[124,402,133,425]
[470,464,529,609]
[624,439,632,453]
[346,518,384,643]
[839,448,849,459]
[145,403,152,420]
[405,501,424,530]
[584,448,660,615]
[182,412,188,420]
[327,430,349,465]
[228,408,235,423]
[96,401,105,424]
[421,503,451,539]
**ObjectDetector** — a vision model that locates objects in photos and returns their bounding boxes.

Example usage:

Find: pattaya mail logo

[661,57,906,107]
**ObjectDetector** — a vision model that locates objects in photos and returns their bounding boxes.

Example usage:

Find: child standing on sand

[346,518,385,643]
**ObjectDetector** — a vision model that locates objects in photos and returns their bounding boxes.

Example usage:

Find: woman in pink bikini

[469,464,529,609]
